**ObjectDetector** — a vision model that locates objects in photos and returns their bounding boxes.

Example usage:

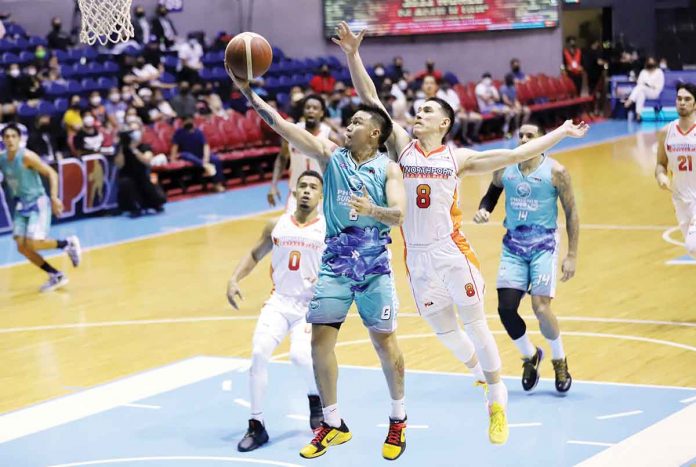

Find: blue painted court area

[0,120,656,268]
[1,357,694,467]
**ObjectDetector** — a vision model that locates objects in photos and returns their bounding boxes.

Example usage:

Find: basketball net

[78,0,134,46]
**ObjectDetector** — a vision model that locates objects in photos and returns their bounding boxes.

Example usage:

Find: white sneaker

[65,236,81,267]
[40,272,69,293]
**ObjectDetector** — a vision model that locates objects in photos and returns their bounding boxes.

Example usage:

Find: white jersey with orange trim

[665,119,696,203]
[270,213,326,301]
[399,140,483,315]
[288,122,331,190]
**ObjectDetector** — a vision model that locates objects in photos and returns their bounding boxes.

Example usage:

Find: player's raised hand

[349,186,374,216]
[332,21,366,55]
[561,120,590,138]
[267,185,281,206]
[226,279,244,310]
[224,60,250,90]
[473,208,490,224]
[560,255,576,282]
[656,173,672,191]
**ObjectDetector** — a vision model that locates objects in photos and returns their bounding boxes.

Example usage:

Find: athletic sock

[40,261,59,274]
[513,333,536,359]
[322,404,341,428]
[488,382,508,408]
[390,398,406,421]
[250,412,264,424]
[547,335,566,360]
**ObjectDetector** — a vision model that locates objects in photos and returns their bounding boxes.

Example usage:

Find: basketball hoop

[77,0,134,46]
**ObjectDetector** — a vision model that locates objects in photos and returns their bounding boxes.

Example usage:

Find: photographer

[114,120,166,217]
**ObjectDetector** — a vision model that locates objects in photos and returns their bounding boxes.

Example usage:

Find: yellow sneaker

[299,420,352,459]
[382,417,407,461]
[488,402,509,445]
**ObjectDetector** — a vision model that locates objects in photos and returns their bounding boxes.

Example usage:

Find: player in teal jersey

[227,68,409,460]
[474,123,579,393]
[0,124,81,292]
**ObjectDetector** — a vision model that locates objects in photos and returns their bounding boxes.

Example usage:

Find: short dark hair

[297,169,323,186]
[520,120,545,136]
[302,94,327,115]
[356,104,393,146]
[424,97,455,138]
[677,82,696,100]
[482,72,492,79]
[1,124,21,138]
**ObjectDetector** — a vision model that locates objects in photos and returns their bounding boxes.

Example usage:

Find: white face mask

[9,68,20,78]
[374,67,385,77]
[90,96,102,106]
[83,116,95,127]
[483,78,493,86]
[109,93,120,102]
[130,130,142,143]
[122,92,132,101]
[27,68,37,76]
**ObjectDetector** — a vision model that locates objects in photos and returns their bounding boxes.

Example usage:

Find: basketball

[225,32,273,80]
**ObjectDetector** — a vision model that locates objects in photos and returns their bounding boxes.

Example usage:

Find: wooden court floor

[1,132,695,414]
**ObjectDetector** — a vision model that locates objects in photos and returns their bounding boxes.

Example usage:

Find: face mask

[646,62,657,70]
[53,23,61,31]
[660,61,668,70]
[39,122,50,131]
[130,130,142,142]
[71,102,80,109]
[9,69,20,78]
[374,67,385,77]
[122,92,132,101]
[512,65,520,72]
[90,96,102,106]
[351,96,361,105]
[398,79,408,91]
[180,87,190,95]
[27,68,37,76]
[83,116,95,127]
[184,122,194,130]
[426,64,434,72]
[483,78,493,86]
[109,93,120,102]
[35,49,47,60]
[188,38,197,46]
[136,10,145,18]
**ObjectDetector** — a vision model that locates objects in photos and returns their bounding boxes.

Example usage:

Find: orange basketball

[225,32,273,80]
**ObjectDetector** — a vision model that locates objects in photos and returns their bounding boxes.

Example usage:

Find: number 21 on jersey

[678,155,693,172]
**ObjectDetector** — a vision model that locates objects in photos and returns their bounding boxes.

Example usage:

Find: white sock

[322,403,341,428]
[513,333,536,358]
[468,362,485,382]
[488,382,508,408]
[548,335,566,360]
[390,398,406,421]
[251,412,264,423]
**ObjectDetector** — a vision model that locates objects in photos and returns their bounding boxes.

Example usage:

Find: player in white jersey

[227,170,326,452]
[656,82,696,257]
[267,94,342,212]
[334,21,588,445]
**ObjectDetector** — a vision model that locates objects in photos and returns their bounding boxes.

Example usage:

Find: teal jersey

[0,148,46,205]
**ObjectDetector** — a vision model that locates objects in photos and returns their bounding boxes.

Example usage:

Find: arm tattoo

[368,204,403,226]
[240,87,277,127]
[555,168,579,256]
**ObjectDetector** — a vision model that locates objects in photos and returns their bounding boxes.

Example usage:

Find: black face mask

[184,122,194,130]
[180,87,190,95]
[646,62,657,70]
[512,65,520,72]
[71,103,80,109]
[135,11,145,18]
[39,123,51,131]
[426,64,434,72]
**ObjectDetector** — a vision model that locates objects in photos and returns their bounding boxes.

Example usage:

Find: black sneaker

[521,347,543,391]
[552,358,572,393]
[308,395,323,430]
[237,419,269,452]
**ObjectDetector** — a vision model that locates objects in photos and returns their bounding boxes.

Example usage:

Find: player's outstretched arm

[226,67,334,164]
[655,125,671,191]
[473,169,504,223]
[348,162,405,226]
[268,140,290,206]
[24,150,62,216]
[455,120,589,176]
[553,164,579,282]
[226,219,277,309]
[332,21,410,157]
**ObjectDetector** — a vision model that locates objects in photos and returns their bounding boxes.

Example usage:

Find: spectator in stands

[207,93,227,118]
[129,56,162,85]
[74,113,104,156]
[659,57,669,71]
[624,56,664,122]
[152,89,177,120]
[63,95,83,137]
[132,5,151,45]
[88,91,108,127]
[115,121,167,217]
[372,63,387,91]
[415,59,443,81]
[142,39,162,67]
[500,73,530,135]
[120,85,143,108]
[105,87,128,129]
[327,88,346,127]
[171,116,225,192]
[584,39,608,115]
[33,45,49,71]
[135,87,158,124]
[46,17,72,51]
[309,64,336,95]
[27,115,62,163]
[340,94,361,128]
[387,56,407,82]
[475,72,515,137]
[563,36,584,94]
[510,58,528,82]
[178,33,204,84]
[170,81,197,118]
[151,4,177,49]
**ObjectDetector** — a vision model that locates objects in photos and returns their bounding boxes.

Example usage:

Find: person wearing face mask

[476,72,515,136]
[87,91,107,126]
[28,115,62,163]
[151,5,178,49]
[131,5,151,45]
[387,56,407,82]
[33,45,49,71]
[509,58,528,83]
[153,89,177,120]
[46,16,72,51]
[562,36,584,94]
[309,64,336,95]
[170,81,197,118]
[372,63,386,90]
[6,63,31,101]
[624,57,665,122]
[178,34,204,84]
[115,122,166,217]
[171,117,225,192]
[132,56,162,84]
[415,59,443,82]
[105,87,128,129]
[73,113,104,157]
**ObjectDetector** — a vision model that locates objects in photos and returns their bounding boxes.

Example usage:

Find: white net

[78,0,134,46]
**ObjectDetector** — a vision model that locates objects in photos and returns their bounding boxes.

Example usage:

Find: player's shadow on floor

[508,389,589,400]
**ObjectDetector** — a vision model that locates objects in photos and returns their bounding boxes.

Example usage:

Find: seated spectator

[6,64,32,102]
[33,45,49,71]
[105,87,128,129]
[387,56,408,82]
[624,56,664,122]
[510,58,528,82]
[178,33,204,84]
[152,89,177,120]
[73,113,104,156]
[46,17,72,51]
[151,4,177,49]
[131,5,151,45]
[414,59,443,82]
[171,116,225,192]
[475,72,515,136]
[207,92,227,118]
[170,81,197,118]
[130,56,162,85]
[142,39,162,67]
[27,115,62,163]
[115,120,167,217]
[87,91,108,127]
[63,95,83,138]
[372,63,387,90]
[309,64,336,95]
[135,87,158,124]
[340,93,361,128]
[500,73,530,135]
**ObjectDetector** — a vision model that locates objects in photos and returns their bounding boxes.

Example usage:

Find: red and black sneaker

[382,416,407,460]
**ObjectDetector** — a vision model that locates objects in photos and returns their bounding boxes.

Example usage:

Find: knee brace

[497,288,526,340]
[424,308,476,364]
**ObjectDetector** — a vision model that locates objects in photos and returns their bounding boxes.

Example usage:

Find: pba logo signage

[0,155,118,234]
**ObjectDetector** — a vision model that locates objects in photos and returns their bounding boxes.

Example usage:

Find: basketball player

[473,122,578,393]
[227,170,325,452]
[0,124,81,292]
[227,66,409,460]
[334,21,588,444]
[656,82,696,257]
[267,94,342,211]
